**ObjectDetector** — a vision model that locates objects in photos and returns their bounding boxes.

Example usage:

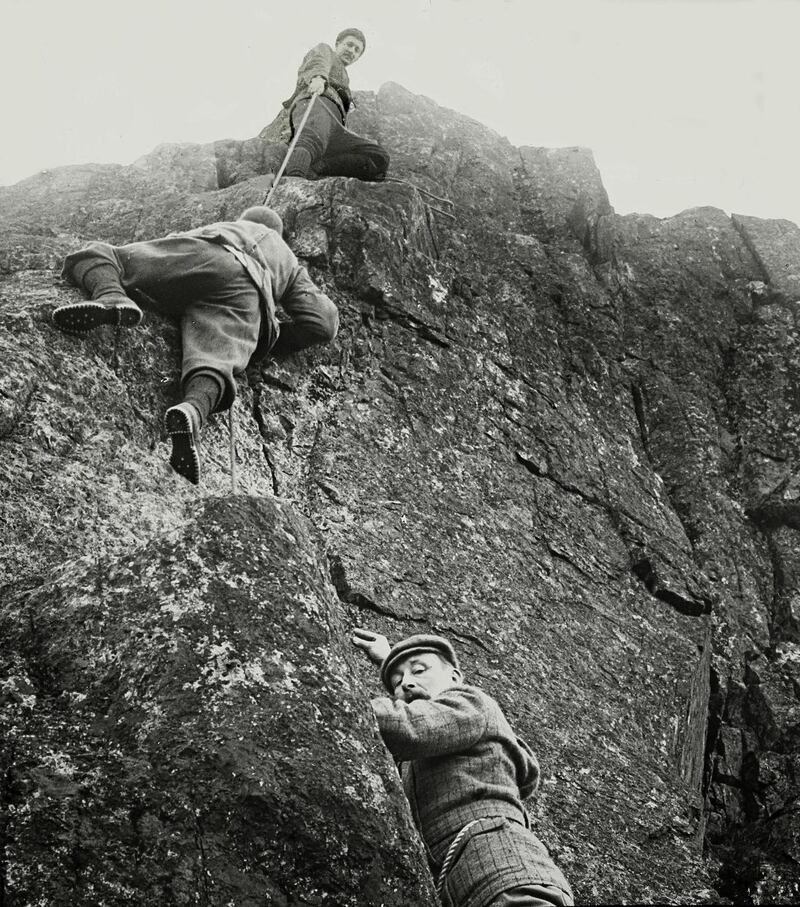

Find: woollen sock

[72,260,129,302]
[182,373,224,430]
[285,147,314,178]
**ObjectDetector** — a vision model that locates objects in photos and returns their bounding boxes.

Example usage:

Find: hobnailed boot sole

[165,405,201,485]
[53,300,142,333]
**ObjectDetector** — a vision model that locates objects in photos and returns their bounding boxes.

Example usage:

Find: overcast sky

[2,0,798,226]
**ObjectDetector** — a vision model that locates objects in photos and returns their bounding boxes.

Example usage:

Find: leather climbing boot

[165,402,202,485]
[54,260,142,333]
[53,299,142,333]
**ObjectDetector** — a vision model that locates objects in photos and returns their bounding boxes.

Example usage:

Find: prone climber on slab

[53,206,338,485]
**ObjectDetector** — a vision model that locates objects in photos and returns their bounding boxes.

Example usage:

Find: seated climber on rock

[352,629,574,907]
[53,206,338,485]
[281,27,389,182]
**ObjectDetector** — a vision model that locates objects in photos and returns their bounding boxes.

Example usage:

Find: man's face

[388,652,461,703]
[335,36,364,66]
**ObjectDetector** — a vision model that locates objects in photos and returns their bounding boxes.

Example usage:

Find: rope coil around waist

[435,819,480,898]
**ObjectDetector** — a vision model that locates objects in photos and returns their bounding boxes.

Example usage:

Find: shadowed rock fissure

[250,387,282,496]
[630,557,710,617]
[516,449,712,618]
[764,534,800,646]
[328,553,411,619]
[702,521,800,901]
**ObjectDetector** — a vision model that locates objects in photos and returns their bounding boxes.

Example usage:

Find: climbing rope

[383,177,456,220]
[229,402,238,494]
[383,177,454,208]
[435,819,479,897]
[263,94,319,205]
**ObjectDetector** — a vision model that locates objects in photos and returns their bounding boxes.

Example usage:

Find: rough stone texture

[1,498,433,905]
[732,215,800,303]
[1,80,799,904]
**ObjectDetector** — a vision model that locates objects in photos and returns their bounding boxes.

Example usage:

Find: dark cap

[335,28,366,51]
[380,634,460,691]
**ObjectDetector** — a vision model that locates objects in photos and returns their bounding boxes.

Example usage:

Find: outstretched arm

[297,43,336,97]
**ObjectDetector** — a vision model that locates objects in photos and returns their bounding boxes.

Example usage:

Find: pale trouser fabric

[436,818,573,907]
[64,238,270,411]
[488,883,574,906]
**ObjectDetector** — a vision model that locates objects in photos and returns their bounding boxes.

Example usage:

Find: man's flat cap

[380,634,460,691]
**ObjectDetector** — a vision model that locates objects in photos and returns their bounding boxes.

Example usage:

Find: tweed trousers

[435,817,573,907]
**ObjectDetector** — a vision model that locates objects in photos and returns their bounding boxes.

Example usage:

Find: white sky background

[1,0,798,225]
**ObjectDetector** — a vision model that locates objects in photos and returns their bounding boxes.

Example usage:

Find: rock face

[1,80,799,904]
[1,498,432,905]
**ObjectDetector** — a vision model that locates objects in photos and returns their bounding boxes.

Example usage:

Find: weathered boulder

[1,497,434,904]
[733,215,800,303]
[1,80,799,904]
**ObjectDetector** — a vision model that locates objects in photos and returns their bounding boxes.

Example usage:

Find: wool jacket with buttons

[371,684,573,907]
[180,219,335,354]
[283,43,353,121]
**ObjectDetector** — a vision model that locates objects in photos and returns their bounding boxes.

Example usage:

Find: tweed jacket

[182,219,334,351]
[372,685,572,907]
[283,43,352,121]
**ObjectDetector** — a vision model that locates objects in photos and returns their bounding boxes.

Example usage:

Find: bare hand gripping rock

[53,206,338,485]
[352,628,574,907]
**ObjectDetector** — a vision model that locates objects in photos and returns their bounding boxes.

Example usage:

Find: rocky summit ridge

[1,81,799,905]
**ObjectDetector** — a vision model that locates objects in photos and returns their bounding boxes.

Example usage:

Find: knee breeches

[64,237,265,410]
[291,98,389,181]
